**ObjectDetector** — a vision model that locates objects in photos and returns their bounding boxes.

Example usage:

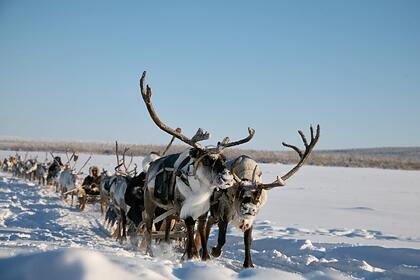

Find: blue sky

[0,0,419,150]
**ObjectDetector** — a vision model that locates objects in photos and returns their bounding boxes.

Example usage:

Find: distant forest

[1,139,419,170]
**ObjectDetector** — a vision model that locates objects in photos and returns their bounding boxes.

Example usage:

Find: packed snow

[1,151,420,279]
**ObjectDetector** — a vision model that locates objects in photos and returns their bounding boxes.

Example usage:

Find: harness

[104,176,117,193]
[175,156,193,187]
[151,153,192,203]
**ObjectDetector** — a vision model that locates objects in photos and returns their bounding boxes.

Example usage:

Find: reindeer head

[235,182,267,231]
[114,142,137,177]
[229,156,265,231]
[189,149,233,190]
[233,125,320,232]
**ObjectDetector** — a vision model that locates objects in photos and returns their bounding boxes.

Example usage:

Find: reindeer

[59,154,91,206]
[35,162,48,186]
[200,125,320,267]
[3,156,17,173]
[24,158,38,181]
[11,154,27,178]
[11,160,21,177]
[59,168,81,205]
[104,142,138,241]
[2,156,17,172]
[99,169,113,214]
[139,71,255,260]
[47,155,64,187]
[125,132,183,245]
[36,153,52,186]
[106,138,174,242]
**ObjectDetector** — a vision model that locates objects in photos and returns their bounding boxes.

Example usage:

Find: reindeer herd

[1,71,320,268]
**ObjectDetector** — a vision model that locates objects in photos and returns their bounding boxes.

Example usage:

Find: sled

[77,189,101,211]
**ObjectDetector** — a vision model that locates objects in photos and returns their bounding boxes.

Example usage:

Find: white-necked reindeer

[59,154,91,206]
[201,125,320,267]
[139,71,255,260]
[104,142,138,241]
[108,140,177,242]
[24,158,38,181]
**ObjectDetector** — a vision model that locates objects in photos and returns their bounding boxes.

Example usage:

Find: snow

[1,150,420,279]
[0,249,137,280]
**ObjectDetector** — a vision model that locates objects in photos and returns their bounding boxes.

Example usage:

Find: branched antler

[259,125,320,190]
[140,71,208,149]
[217,127,255,151]
[139,71,255,153]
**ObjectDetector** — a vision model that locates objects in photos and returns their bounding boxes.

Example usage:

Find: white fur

[25,161,37,174]
[176,151,233,219]
[233,189,267,231]
[177,176,213,220]
[109,176,128,212]
[59,168,80,193]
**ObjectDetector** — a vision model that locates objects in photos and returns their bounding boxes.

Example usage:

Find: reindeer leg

[116,212,124,243]
[143,190,156,257]
[112,222,120,239]
[212,218,226,257]
[205,215,216,245]
[164,216,172,243]
[100,194,105,215]
[193,228,200,257]
[184,216,197,260]
[121,209,127,241]
[197,213,210,261]
[243,226,254,268]
[211,219,227,258]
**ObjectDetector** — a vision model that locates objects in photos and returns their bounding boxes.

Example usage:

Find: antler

[217,127,255,150]
[259,125,320,190]
[76,156,92,175]
[122,148,133,172]
[114,141,124,174]
[140,71,209,149]
[114,141,137,176]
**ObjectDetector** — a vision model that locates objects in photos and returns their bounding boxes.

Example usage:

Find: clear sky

[0,0,419,150]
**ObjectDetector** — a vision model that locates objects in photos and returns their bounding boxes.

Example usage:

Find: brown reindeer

[199,125,320,267]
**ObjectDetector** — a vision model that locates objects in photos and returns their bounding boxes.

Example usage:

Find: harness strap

[173,156,192,188]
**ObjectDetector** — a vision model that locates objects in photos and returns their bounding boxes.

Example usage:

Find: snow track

[1,160,420,279]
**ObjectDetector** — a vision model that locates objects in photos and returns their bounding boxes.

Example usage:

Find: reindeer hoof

[201,251,211,261]
[118,236,127,244]
[181,250,198,261]
[193,251,199,260]
[243,261,254,268]
[146,248,154,258]
[211,247,221,258]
